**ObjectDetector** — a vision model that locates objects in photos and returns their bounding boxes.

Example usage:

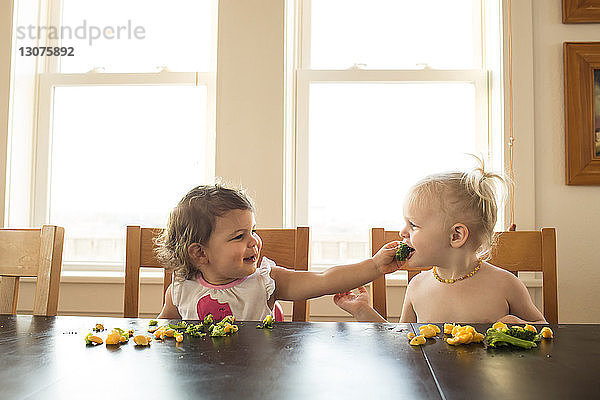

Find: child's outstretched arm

[271,241,403,302]
[498,274,547,324]
[334,286,387,322]
[157,284,183,319]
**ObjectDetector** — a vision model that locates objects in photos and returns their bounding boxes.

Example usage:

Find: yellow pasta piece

[105,330,121,345]
[443,323,455,335]
[409,335,426,346]
[492,321,508,330]
[472,332,485,343]
[524,324,537,333]
[540,327,553,339]
[419,325,437,338]
[451,325,462,336]
[407,332,416,340]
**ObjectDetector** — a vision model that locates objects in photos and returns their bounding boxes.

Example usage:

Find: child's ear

[188,243,209,265]
[449,224,469,248]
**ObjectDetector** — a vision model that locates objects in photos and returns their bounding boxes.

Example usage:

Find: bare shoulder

[481,262,522,287]
[406,269,432,293]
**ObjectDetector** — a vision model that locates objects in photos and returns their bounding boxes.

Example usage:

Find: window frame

[20,0,217,272]
[290,0,505,269]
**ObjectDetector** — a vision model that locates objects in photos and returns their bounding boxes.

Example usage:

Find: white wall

[531,0,600,323]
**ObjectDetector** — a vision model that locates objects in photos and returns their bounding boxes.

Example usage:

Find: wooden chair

[0,225,64,316]
[370,227,559,324]
[124,226,311,321]
[370,228,425,320]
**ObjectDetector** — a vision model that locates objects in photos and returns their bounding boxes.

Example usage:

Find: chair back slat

[0,226,64,316]
[489,231,542,271]
[0,230,42,276]
[0,277,20,314]
[257,229,297,268]
[140,228,162,267]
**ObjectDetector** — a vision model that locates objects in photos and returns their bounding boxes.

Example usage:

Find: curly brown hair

[155,184,255,281]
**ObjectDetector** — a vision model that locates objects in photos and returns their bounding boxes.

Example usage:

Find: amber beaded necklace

[432,259,482,284]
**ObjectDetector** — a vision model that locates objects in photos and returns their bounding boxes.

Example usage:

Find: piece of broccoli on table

[485,327,537,349]
[395,242,415,261]
[257,315,275,329]
[506,326,541,342]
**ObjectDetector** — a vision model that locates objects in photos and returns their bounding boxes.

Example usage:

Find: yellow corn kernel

[472,332,485,343]
[419,325,437,338]
[540,327,553,339]
[443,323,455,335]
[407,332,416,340]
[492,321,508,330]
[175,334,184,343]
[106,330,121,345]
[88,335,103,344]
[133,335,149,346]
[223,323,233,333]
[409,335,426,346]
[429,324,441,334]
[524,324,537,333]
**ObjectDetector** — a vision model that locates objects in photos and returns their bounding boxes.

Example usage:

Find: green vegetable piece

[203,314,214,326]
[114,327,129,340]
[84,333,92,345]
[149,320,158,326]
[169,321,188,331]
[506,326,537,342]
[485,328,537,349]
[257,314,275,329]
[395,242,415,261]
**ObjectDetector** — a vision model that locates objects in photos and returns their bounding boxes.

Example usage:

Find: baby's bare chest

[411,280,509,323]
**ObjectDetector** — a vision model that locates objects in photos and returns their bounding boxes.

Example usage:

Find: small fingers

[357,286,368,294]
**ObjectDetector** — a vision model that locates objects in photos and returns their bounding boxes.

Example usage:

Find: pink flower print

[196,296,233,321]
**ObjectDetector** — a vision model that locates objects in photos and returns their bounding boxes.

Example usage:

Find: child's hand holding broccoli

[372,241,414,274]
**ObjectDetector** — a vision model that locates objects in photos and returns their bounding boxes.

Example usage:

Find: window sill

[19,270,166,285]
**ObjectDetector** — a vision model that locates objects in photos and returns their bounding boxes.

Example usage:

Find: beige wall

[531,1,600,323]
[215,0,285,228]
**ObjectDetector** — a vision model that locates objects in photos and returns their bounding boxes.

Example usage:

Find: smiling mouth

[243,255,258,263]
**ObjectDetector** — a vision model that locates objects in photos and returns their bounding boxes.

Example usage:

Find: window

[7,0,217,270]
[290,0,505,269]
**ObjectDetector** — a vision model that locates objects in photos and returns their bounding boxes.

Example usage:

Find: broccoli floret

[485,328,537,349]
[506,326,537,342]
[256,314,275,329]
[395,243,415,261]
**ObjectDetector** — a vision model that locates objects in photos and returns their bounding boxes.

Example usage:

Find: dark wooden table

[0,316,597,399]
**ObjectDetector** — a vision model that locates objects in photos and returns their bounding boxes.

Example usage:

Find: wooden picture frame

[564,42,600,185]
[563,0,600,23]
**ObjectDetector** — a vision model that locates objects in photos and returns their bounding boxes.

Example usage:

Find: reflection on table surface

[1,316,598,399]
